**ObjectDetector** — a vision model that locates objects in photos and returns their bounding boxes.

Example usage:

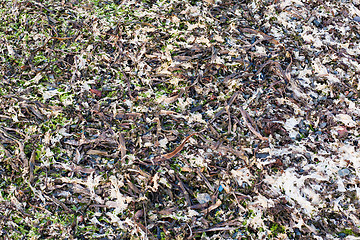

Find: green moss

[338,228,360,237]
[270,223,285,237]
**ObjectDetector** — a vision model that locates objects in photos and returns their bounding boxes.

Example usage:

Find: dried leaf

[161,133,197,159]
[89,89,102,97]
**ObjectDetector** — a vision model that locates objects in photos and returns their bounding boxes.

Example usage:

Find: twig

[196,168,214,192]
[194,226,238,233]
[235,108,268,141]
[143,203,148,239]
[176,175,192,206]
[201,199,222,214]
[161,133,197,160]
[120,69,134,100]
[208,91,240,125]
[186,223,193,240]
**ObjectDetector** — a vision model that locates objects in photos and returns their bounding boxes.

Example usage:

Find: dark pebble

[313,19,321,27]
[338,232,347,238]
[190,105,203,113]
[102,86,112,91]
[256,153,270,159]
[294,228,301,236]
[354,16,360,22]
[220,16,227,23]
[299,128,309,136]
[319,95,327,101]
[46,86,57,91]
[298,120,305,129]
[251,36,256,44]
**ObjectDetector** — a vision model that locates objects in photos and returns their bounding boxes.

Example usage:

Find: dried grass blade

[201,199,222,214]
[238,108,268,141]
[118,133,126,159]
[161,133,197,159]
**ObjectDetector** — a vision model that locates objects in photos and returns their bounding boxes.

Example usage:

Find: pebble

[354,16,360,22]
[338,168,350,177]
[294,228,302,236]
[299,128,309,136]
[319,95,327,101]
[338,232,347,238]
[196,193,211,204]
[256,153,270,159]
[298,120,305,129]
[313,19,322,27]
[346,91,354,98]
[251,36,257,44]
[319,122,327,128]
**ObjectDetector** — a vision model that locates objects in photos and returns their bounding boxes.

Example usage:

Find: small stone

[313,19,321,27]
[347,91,354,98]
[354,16,360,22]
[298,120,305,129]
[251,36,256,44]
[299,128,309,136]
[196,193,211,204]
[294,228,302,236]
[338,168,350,177]
[319,122,327,128]
[256,153,270,159]
[319,95,327,101]
[338,232,347,238]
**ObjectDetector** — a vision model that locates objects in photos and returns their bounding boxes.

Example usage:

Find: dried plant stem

[236,107,268,141]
